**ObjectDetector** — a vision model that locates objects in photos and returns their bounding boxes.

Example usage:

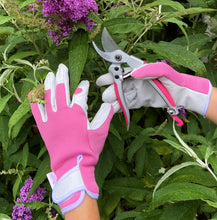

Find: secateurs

[92,28,184,129]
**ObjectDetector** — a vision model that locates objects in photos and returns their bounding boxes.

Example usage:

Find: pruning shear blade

[101,28,120,52]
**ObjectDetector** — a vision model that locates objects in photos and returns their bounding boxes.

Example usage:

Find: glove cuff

[47,155,98,214]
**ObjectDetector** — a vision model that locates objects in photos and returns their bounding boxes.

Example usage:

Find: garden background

[0,0,217,219]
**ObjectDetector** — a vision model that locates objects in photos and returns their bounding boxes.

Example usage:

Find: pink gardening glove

[97,62,212,116]
[29,64,116,214]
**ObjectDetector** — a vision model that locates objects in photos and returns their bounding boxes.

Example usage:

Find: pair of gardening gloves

[29,62,212,214]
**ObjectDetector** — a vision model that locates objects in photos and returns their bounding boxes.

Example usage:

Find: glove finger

[96,73,113,87]
[44,71,57,113]
[131,62,172,79]
[89,103,114,156]
[112,100,121,114]
[29,92,47,123]
[89,100,121,129]
[102,82,137,106]
[72,80,89,113]
[102,85,116,103]
[90,103,113,130]
[55,64,71,109]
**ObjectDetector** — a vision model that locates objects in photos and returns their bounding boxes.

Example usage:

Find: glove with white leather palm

[97,62,212,117]
[29,64,118,214]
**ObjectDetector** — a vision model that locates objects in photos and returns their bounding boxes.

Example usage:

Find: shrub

[0,0,217,219]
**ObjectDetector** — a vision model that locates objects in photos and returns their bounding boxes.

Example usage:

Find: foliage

[0,0,217,219]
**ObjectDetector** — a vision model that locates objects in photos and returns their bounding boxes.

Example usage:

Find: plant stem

[3,85,22,103]
[126,24,152,53]
[138,0,144,8]
[192,14,199,29]
[172,121,217,182]
[212,39,217,51]
[206,165,217,182]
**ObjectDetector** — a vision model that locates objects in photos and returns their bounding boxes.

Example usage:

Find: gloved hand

[29,64,116,214]
[97,62,212,116]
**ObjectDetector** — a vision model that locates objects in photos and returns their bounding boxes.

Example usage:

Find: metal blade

[92,41,113,62]
[92,41,130,64]
[101,28,120,52]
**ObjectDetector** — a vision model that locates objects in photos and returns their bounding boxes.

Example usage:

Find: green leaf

[8,97,31,138]
[153,162,200,197]
[28,154,51,197]
[162,8,216,20]
[0,36,27,55]
[151,182,217,208]
[108,134,124,160]
[0,27,14,34]
[0,94,12,114]
[0,16,14,25]
[109,123,122,140]
[146,147,163,176]
[159,201,198,220]
[95,144,115,189]
[13,174,23,200]
[208,154,217,176]
[37,66,52,72]
[166,166,217,187]
[14,59,33,68]
[0,116,9,151]
[22,143,29,169]
[37,146,47,159]
[152,139,173,155]
[8,51,37,63]
[10,112,32,139]
[142,0,186,11]
[100,192,121,217]
[21,78,37,87]
[205,146,215,162]
[186,0,208,7]
[18,0,35,9]
[202,199,217,208]
[114,211,141,220]
[24,201,47,211]
[0,213,11,220]
[163,17,188,27]
[104,177,148,201]
[88,12,103,24]
[0,68,14,86]
[0,198,13,215]
[103,17,144,34]
[135,146,146,177]
[107,6,132,19]
[135,209,163,220]
[171,34,214,53]
[144,41,207,75]
[184,7,216,15]
[127,129,152,161]
[68,30,88,94]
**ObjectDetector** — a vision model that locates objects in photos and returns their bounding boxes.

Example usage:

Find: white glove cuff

[47,155,86,204]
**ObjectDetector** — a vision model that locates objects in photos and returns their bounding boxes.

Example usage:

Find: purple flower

[178,107,186,117]
[17,177,46,203]
[161,60,168,64]
[12,177,46,220]
[12,204,32,220]
[24,4,38,13]
[38,0,98,44]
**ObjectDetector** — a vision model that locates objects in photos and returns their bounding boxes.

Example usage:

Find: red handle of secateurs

[143,62,183,127]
